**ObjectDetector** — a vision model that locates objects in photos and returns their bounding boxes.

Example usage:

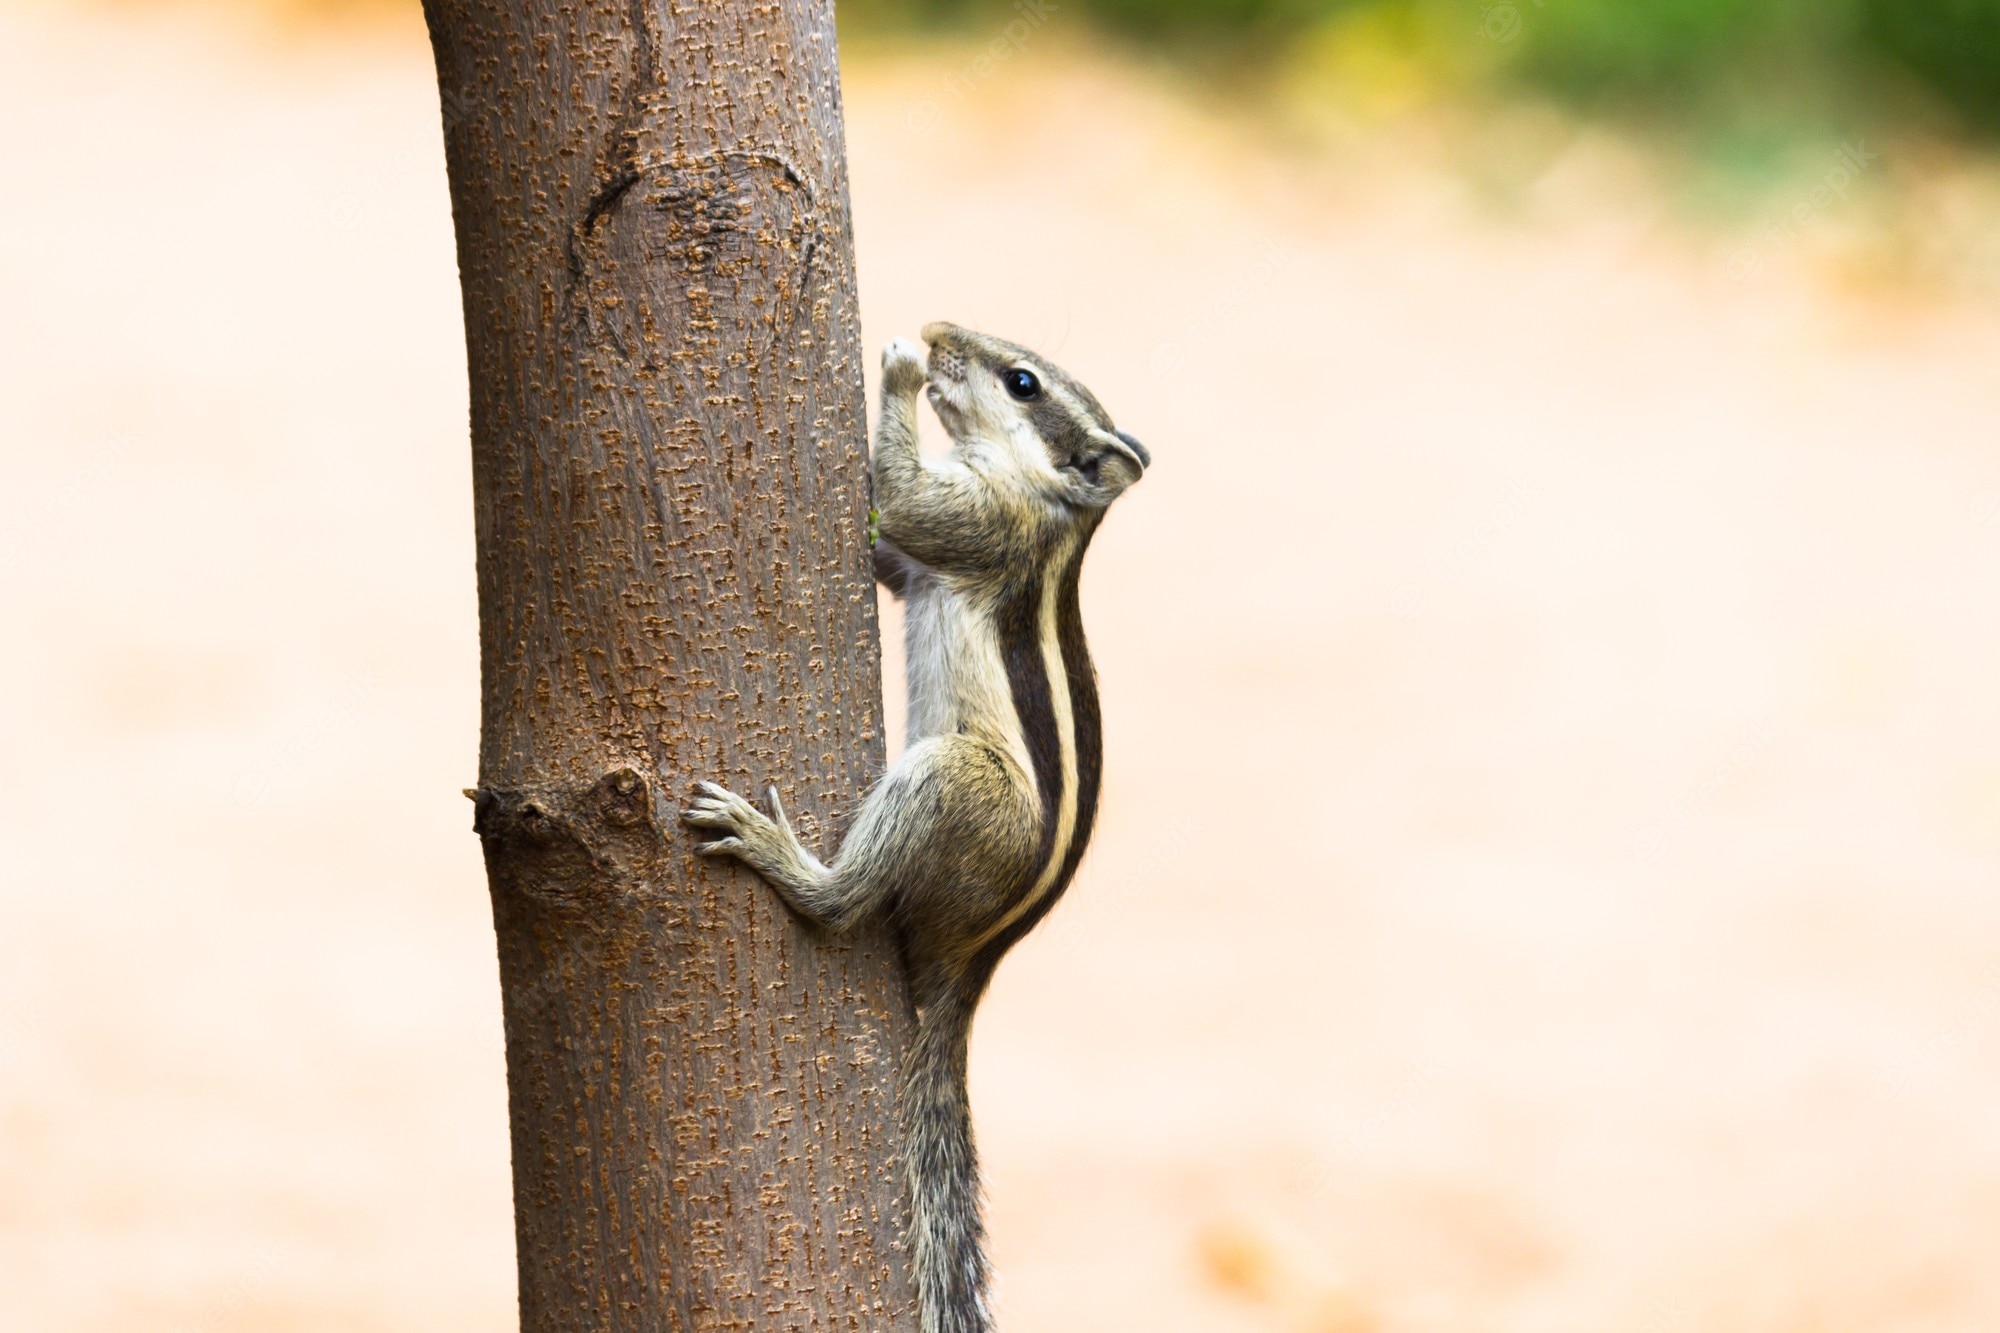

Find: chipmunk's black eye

[1002,368,1041,400]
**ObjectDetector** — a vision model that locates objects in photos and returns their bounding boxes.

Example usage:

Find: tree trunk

[420,0,916,1326]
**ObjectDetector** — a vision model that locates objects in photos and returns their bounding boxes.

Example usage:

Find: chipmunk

[682,322,1148,1333]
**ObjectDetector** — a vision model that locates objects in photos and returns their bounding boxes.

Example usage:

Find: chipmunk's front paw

[682,781,797,880]
[882,337,929,397]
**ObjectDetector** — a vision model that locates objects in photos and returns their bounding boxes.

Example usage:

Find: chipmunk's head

[921,322,1149,509]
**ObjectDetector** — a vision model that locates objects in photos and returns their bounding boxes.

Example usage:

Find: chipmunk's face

[921,322,1149,509]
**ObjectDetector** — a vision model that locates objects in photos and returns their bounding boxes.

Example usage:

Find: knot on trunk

[566,146,825,360]
[469,766,665,908]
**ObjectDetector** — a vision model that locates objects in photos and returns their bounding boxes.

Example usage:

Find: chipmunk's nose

[920,321,969,348]
[1114,429,1150,469]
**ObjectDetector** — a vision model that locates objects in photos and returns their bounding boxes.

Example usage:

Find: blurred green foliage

[841,0,2000,137]
[1864,0,2000,124]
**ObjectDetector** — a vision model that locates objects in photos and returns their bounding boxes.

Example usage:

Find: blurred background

[5,0,2000,1328]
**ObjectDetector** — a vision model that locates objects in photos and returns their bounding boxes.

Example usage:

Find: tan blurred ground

[5,3,2000,1330]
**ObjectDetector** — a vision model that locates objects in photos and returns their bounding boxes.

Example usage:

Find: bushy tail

[903,972,991,1333]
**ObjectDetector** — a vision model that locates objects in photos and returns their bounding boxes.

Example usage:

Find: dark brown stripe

[996,568,1062,883]
[1047,523,1103,897]
[977,515,1103,970]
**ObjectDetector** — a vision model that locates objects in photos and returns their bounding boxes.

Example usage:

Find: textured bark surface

[420,0,916,1326]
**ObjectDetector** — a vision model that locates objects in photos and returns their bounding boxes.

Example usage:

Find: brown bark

[420,0,916,1326]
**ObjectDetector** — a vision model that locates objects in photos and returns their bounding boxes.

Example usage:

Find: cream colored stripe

[969,534,1080,953]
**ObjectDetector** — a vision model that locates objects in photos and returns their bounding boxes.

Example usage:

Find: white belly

[902,577,1027,773]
